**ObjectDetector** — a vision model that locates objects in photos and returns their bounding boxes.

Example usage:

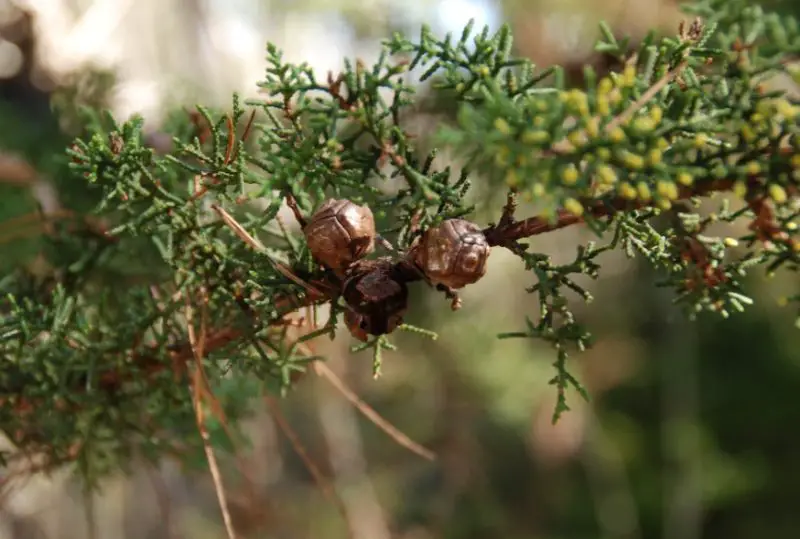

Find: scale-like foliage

[0,0,798,485]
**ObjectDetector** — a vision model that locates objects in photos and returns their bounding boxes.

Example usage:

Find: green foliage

[0,0,798,485]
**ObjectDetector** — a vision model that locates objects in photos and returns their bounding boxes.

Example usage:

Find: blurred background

[1,0,799,538]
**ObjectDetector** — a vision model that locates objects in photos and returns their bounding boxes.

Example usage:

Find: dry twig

[185,296,237,539]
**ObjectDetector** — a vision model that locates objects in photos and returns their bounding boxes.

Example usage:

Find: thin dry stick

[83,488,97,539]
[295,308,402,538]
[192,288,263,510]
[314,353,391,539]
[185,299,237,539]
[607,60,689,132]
[187,111,256,202]
[192,384,237,539]
[551,60,689,154]
[144,464,177,539]
[210,203,325,296]
[290,305,435,461]
[312,361,435,461]
[263,395,351,525]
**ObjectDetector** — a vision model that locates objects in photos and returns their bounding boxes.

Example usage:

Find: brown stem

[484,179,735,247]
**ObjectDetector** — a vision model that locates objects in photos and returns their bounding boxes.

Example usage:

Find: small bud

[745,161,761,175]
[777,99,798,119]
[585,118,600,138]
[564,198,584,216]
[505,169,519,187]
[637,181,652,201]
[693,133,708,148]
[561,164,579,185]
[596,95,610,116]
[596,165,617,185]
[597,77,613,95]
[768,183,787,204]
[740,124,756,143]
[633,117,655,133]
[656,180,678,200]
[494,118,511,134]
[649,105,663,123]
[621,65,636,87]
[648,148,663,165]
[609,127,626,143]
[494,147,510,168]
[622,152,644,169]
[522,130,549,144]
[724,237,739,247]
[618,182,637,200]
[567,130,587,148]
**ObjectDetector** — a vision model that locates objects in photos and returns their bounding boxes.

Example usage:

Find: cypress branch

[0,0,798,485]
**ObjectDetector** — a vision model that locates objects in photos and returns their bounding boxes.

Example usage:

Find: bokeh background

[1,0,799,538]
